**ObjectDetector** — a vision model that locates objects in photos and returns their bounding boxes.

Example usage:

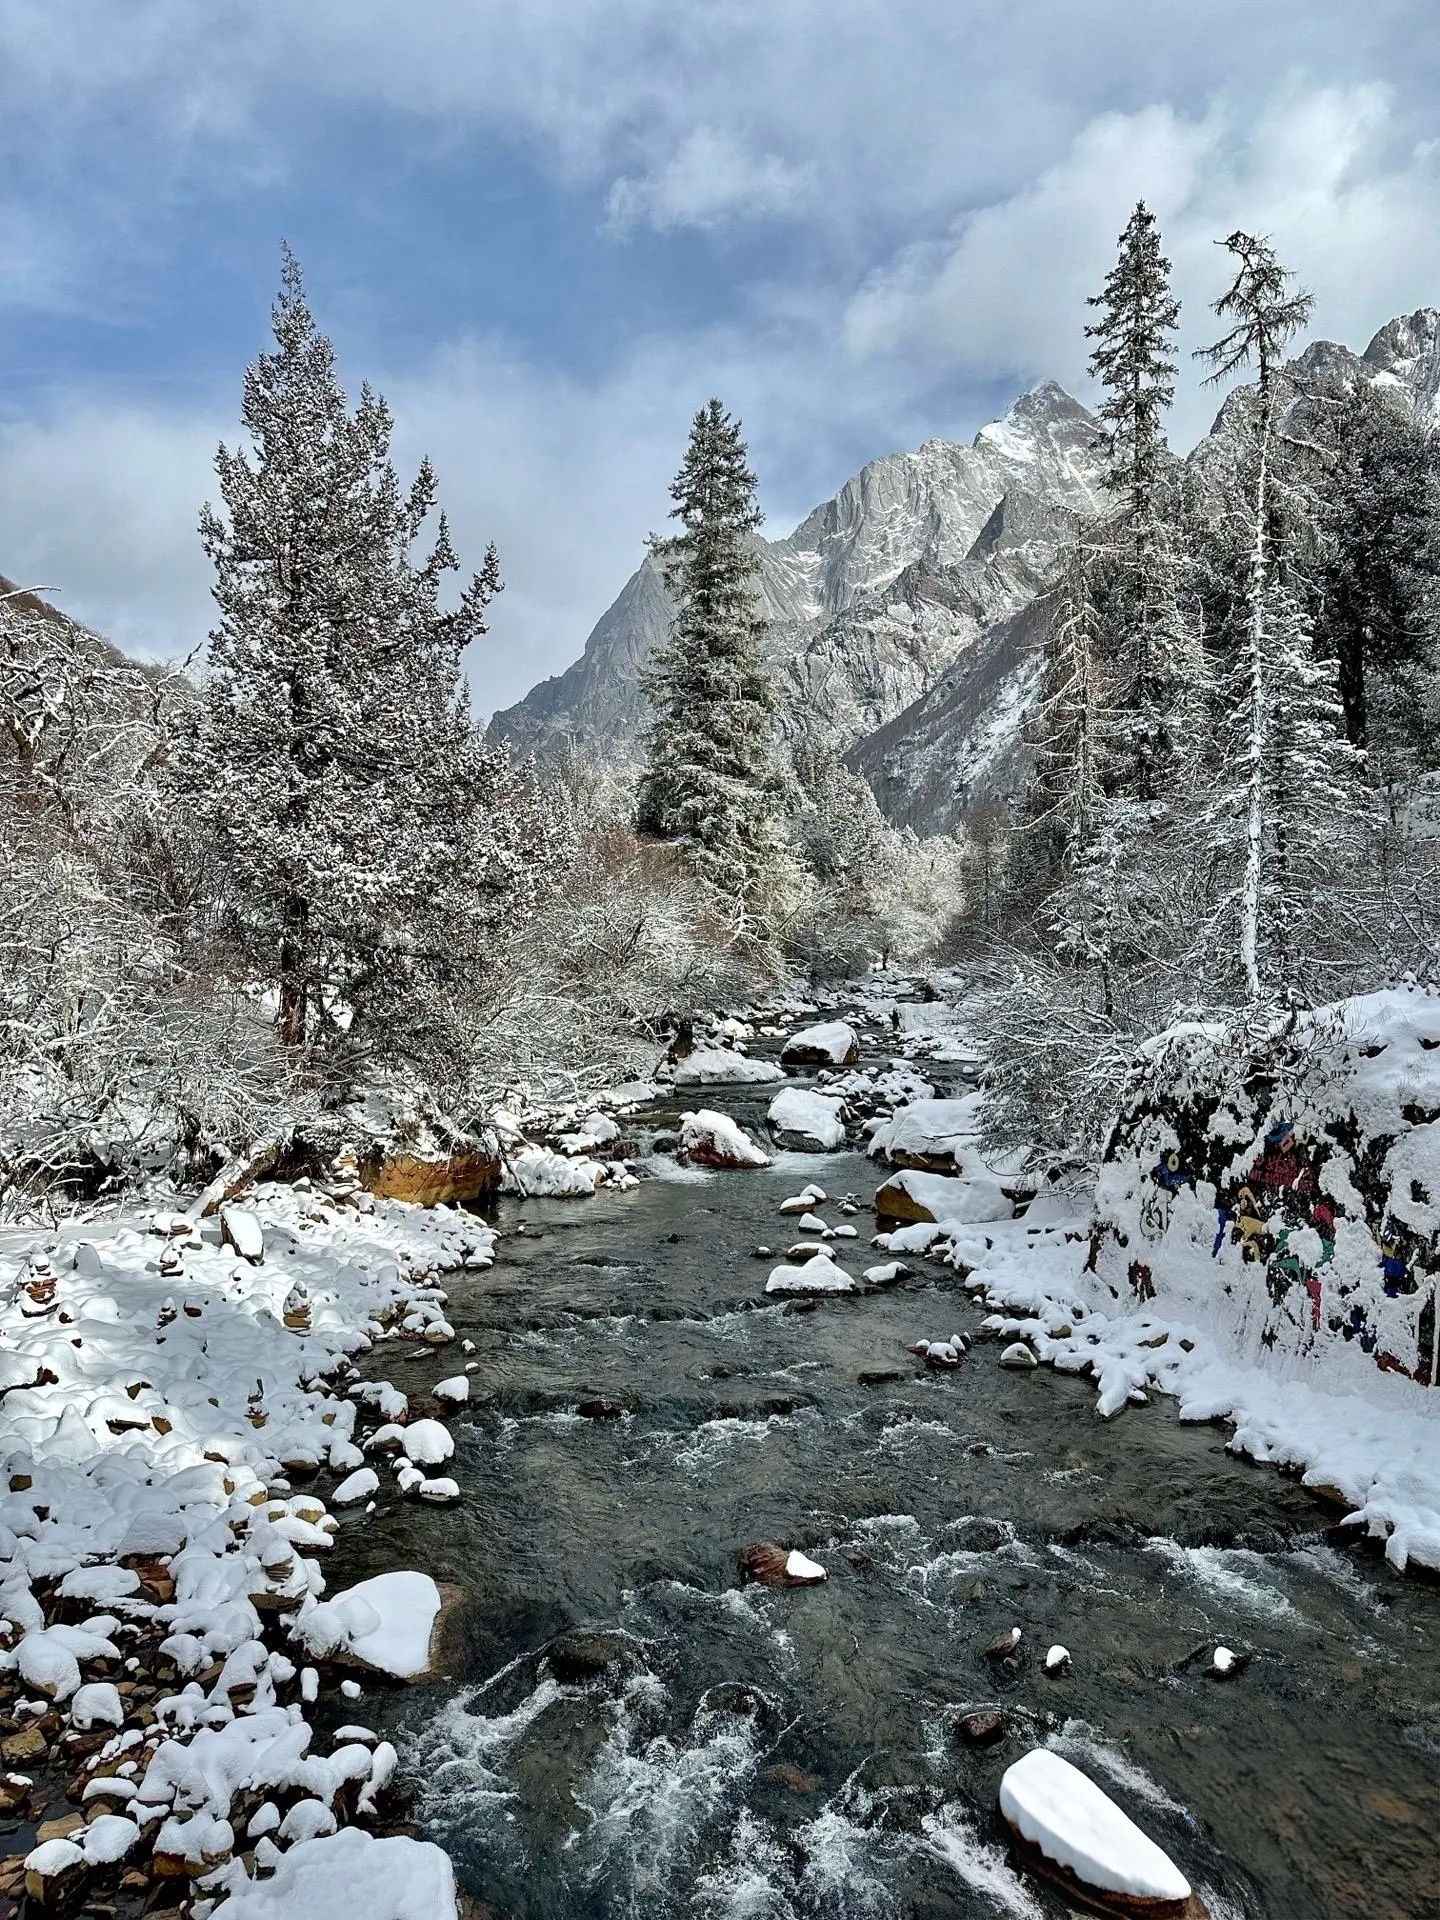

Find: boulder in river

[999,1748,1206,1918]
[768,1087,847,1151]
[780,1021,860,1068]
[741,1542,828,1587]
[956,1707,1006,1747]
[680,1109,772,1169]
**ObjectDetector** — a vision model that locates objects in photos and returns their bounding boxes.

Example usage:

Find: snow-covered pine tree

[1313,380,1440,774]
[173,249,559,1088]
[1196,233,1372,1004]
[1084,202,1196,802]
[636,399,783,932]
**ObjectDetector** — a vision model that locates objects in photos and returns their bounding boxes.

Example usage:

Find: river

[330,1027,1440,1920]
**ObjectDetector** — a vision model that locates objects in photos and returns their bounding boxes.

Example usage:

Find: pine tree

[636,399,782,929]
[1084,203,1195,802]
[1314,380,1440,769]
[172,249,554,1086]
[1194,233,1377,1004]
[1195,232,1317,1003]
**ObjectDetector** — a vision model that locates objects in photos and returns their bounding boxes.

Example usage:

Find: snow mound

[215,1825,458,1920]
[780,1021,859,1066]
[671,1049,783,1086]
[501,1146,605,1197]
[680,1109,771,1168]
[999,1748,1190,1903]
[875,1168,1015,1225]
[766,1254,853,1295]
[295,1571,443,1680]
[868,1094,988,1167]
[768,1087,846,1151]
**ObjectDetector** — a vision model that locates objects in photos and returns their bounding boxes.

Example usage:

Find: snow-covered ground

[0,1175,488,1918]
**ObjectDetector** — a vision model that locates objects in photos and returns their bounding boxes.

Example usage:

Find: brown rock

[576,1398,625,1421]
[740,1542,825,1588]
[2,1726,47,1763]
[36,1812,85,1843]
[761,1762,819,1792]
[362,1148,500,1208]
[957,1708,1006,1747]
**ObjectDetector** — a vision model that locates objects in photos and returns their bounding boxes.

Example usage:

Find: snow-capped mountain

[487,382,1106,764]
[492,309,1440,836]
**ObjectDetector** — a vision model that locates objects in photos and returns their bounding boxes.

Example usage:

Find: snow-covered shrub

[1093,988,1440,1386]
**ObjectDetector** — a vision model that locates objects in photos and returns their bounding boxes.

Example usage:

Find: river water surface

[333,1045,1440,1920]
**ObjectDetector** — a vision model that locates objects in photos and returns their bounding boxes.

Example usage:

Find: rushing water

[331,1044,1440,1920]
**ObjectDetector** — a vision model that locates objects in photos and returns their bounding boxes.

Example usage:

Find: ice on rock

[999,1748,1191,1904]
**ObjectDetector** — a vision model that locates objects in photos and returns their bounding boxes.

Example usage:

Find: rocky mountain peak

[1363,307,1440,421]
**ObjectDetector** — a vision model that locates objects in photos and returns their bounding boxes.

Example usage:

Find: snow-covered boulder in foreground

[217,1825,458,1920]
[768,1087,846,1151]
[868,1094,987,1170]
[294,1571,444,1680]
[999,1749,1192,1913]
[680,1109,772,1168]
[781,1021,859,1067]
[874,1167,1014,1226]
[671,1048,784,1087]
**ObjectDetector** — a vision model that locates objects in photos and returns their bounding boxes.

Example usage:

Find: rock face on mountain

[487,383,1106,766]
[494,309,1440,836]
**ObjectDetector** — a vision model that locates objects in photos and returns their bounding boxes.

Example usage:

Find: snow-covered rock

[765,1254,853,1295]
[680,1109,772,1169]
[998,1748,1192,1907]
[874,1168,1014,1225]
[867,1094,986,1169]
[781,1021,860,1067]
[768,1087,846,1151]
[220,1204,266,1263]
[214,1825,459,1920]
[501,1146,605,1197]
[671,1049,784,1087]
[294,1571,444,1680]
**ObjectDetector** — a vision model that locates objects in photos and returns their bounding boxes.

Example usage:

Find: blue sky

[2,1,1438,712]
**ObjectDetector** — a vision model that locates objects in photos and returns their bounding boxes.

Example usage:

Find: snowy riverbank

[0,1174,493,1916]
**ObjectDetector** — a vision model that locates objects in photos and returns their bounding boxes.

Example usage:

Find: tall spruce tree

[1196,232,1372,1004]
[1084,202,1193,801]
[636,399,782,928]
[173,249,553,1085]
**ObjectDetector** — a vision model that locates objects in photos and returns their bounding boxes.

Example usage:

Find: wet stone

[956,1708,1006,1747]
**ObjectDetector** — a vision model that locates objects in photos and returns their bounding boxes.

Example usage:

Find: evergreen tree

[1195,232,1316,1002]
[1313,380,1440,769]
[173,249,556,1086]
[1194,233,1377,1004]
[1085,203,1194,801]
[637,399,783,929]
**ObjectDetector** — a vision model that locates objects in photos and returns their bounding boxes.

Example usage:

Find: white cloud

[606,128,815,233]
[0,402,221,658]
[844,80,1440,445]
